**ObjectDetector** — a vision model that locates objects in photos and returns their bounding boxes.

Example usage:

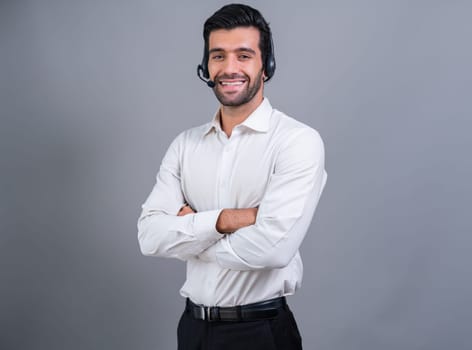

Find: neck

[220,94,264,137]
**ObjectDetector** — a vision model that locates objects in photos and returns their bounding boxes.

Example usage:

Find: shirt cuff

[214,236,265,270]
[192,209,223,243]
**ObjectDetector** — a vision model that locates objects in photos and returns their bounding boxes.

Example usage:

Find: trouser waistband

[185,297,287,322]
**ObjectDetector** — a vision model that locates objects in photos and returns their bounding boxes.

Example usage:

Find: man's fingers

[178,205,195,216]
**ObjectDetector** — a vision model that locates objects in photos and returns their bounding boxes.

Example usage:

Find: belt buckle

[206,307,212,321]
[197,306,212,321]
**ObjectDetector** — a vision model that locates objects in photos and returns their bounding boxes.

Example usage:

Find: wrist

[216,209,230,233]
[215,208,258,233]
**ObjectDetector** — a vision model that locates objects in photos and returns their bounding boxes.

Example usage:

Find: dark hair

[202,3,275,81]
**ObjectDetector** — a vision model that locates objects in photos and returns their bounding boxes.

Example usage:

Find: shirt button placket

[219,136,236,208]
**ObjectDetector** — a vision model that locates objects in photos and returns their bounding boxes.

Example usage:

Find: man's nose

[222,55,239,74]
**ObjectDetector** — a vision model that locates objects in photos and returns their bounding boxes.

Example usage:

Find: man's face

[207,26,265,107]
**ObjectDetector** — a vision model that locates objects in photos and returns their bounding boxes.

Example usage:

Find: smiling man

[138,4,327,350]
[209,26,263,110]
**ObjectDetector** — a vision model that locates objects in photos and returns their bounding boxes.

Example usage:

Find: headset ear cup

[264,34,276,81]
[264,56,275,81]
[202,62,209,79]
[201,48,210,79]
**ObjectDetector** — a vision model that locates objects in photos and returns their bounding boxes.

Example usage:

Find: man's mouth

[220,81,245,86]
[218,77,247,87]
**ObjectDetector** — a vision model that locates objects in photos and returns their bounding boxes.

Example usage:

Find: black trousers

[177,302,302,350]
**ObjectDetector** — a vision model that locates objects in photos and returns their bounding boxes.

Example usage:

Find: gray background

[1,0,471,349]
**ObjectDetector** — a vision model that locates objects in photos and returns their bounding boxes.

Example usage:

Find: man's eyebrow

[208,47,257,55]
[209,48,224,54]
[236,47,256,55]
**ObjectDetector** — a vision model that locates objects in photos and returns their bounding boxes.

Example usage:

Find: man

[138,4,327,349]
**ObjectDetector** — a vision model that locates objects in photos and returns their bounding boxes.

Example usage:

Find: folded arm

[198,128,327,270]
[137,134,223,260]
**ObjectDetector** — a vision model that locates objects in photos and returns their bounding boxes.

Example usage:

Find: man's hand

[216,208,258,234]
[177,204,258,233]
[177,204,196,216]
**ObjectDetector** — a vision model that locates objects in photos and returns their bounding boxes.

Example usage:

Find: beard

[213,69,264,107]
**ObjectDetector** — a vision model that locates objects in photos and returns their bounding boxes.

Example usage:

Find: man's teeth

[220,81,244,86]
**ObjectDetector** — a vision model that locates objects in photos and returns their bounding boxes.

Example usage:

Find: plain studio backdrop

[1,0,471,349]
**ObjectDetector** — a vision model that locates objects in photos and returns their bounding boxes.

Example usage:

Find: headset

[197,32,276,88]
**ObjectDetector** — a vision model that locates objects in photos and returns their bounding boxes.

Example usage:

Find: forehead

[208,26,261,52]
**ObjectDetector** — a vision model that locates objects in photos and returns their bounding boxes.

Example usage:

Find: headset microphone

[206,80,216,88]
[197,65,216,88]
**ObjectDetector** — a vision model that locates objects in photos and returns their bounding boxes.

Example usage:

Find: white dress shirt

[138,98,327,307]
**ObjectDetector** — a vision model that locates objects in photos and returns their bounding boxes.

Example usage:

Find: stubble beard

[213,70,264,107]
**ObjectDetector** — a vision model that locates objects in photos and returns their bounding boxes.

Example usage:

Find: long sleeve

[198,128,327,270]
[137,133,223,260]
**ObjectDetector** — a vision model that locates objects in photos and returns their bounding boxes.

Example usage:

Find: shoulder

[270,109,325,152]
[268,110,325,174]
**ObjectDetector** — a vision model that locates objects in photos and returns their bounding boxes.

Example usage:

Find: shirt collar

[203,97,273,135]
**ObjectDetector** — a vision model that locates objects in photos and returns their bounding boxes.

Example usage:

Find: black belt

[186,297,287,322]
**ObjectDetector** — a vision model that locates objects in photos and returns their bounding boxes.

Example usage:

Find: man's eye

[211,55,223,60]
[239,55,250,60]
